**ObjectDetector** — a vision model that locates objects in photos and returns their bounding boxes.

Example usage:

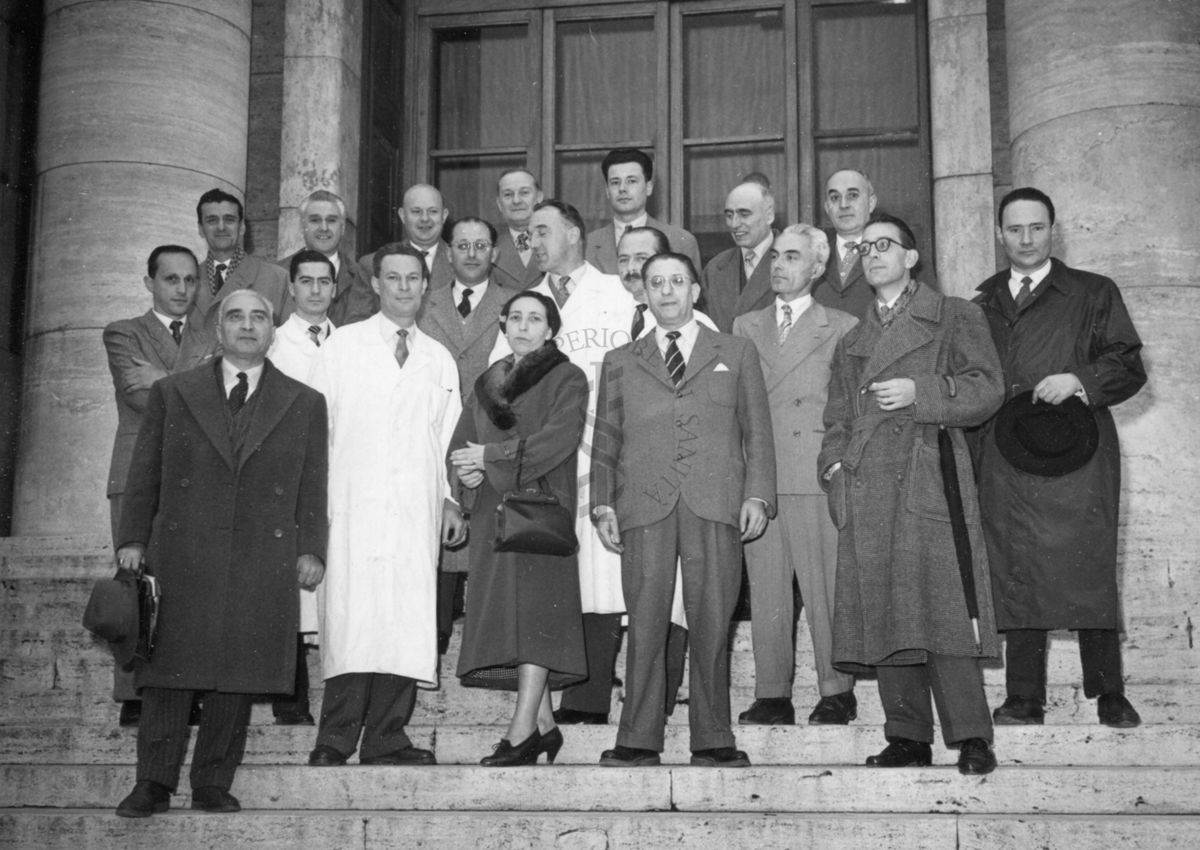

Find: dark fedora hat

[82,569,140,669]
[994,390,1099,477]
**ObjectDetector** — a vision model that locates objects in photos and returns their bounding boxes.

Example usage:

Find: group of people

[102,149,1145,819]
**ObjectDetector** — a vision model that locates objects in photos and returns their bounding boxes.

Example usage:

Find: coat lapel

[769,304,832,391]
[178,360,237,471]
[237,361,300,473]
[746,308,780,376]
[682,325,721,386]
[633,333,675,389]
[736,251,773,315]
[461,281,506,349]
[138,311,180,371]
[853,284,940,385]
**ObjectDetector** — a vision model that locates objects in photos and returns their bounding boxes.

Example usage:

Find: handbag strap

[513,438,553,494]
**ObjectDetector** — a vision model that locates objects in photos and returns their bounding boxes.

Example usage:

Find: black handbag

[494,438,579,556]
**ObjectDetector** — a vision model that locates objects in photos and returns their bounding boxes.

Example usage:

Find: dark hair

[196,188,244,227]
[532,199,586,238]
[500,290,562,338]
[621,226,669,255]
[147,245,198,279]
[289,249,336,281]
[600,148,653,182]
[372,242,430,281]
[998,187,1056,226]
[866,212,918,250]
[450,216,499,246]
[641,251,700,286]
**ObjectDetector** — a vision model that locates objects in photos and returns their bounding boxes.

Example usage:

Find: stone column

[11,0,252,537]
[275,0,363,258]
[928,0,995,296]
[1005,1,1200,642]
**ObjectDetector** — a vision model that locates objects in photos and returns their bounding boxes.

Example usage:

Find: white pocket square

[713,363,730,372]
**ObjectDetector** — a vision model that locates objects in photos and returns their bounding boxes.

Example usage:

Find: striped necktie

[664,331,685,387]
[308,324,322,347]
[777,304,793,346]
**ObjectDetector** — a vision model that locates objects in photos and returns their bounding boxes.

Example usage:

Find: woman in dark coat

[449,291,589,766]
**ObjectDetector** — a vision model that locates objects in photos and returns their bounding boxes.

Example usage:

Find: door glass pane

[556,18,656,145]
[814,6,918,133]
[555,150,610,231]
[435,25,531,149]
[685,143,786,263]
[434,155,530,227]
[683,9,785,140]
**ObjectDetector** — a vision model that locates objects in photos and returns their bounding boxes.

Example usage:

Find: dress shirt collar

[221,357,264,399]
[614,213,648,243]
[453,279,489,304]
[745,232,773,268]
[1008,260,1052,297]
[285,312,332,341]
[776,293,813,323]
[378,312,420,345]
[151,310,186,331]
[836,233,863,255]
[654,317,700,363]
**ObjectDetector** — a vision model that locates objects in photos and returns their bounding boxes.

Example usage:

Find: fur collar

[476,343,569,431]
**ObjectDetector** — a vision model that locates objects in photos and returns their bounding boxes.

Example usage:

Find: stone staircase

[1,535,1197,849]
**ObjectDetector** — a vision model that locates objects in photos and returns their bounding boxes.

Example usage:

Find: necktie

[169,320,182,345]
[743,249,757,278]
[394,328,409,369]
[664,331,685,387]
[777,304,793,346]
[551,275,571,308]
[631,303,647,339]
[228,371,248,414]
[516,231,530,253]
[840,244,857,281]
[308,324,322,347]
[457,288,474,318]
[213,263,227,295]
[1015,275,1033,308]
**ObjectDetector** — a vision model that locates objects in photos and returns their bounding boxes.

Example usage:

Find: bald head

[399,183,448,249]
[724,182,775,249]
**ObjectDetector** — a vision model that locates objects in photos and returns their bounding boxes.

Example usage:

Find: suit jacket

[700,243,776,334]
[591,324,776,533]
[119,358,328,693]
[192,253,289,332]
[585,215,703,276]
[733,300,858,495]
[418,279,516,404]
[103,310,216,496]
[492,227,543,289]
[358,240,454,293]
[278,249,377,326]
[811,227,874,319]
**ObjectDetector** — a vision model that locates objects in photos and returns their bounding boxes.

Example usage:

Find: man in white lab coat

[307,243,466,766]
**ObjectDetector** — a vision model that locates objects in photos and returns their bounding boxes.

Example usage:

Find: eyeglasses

[854,237,911,256]
[451,240,493,253]
[646,274,693,290]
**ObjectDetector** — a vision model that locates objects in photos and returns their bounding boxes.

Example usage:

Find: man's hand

[1032,373,1083,405]
[739,499,768,542]
[458,469,485,489]
[449,442,486,473]
[297,554,325,590]
[594,506,624,554]
[443,502,468,548]
[868,378,916,411]
[116,543,146,575]
[125,358,168,394]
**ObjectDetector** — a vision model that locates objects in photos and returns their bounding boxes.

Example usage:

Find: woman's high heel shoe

[538,726,564,764]
[480,729,541,766]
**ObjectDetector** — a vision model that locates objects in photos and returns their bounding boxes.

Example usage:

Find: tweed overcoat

[118,358,329,693]
[818,284,1004,669]
[974,259,1146,630]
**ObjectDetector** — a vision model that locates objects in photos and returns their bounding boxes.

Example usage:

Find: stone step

[2,721,1197,767]
[2,810,1198,850]
[4,763,1200,815]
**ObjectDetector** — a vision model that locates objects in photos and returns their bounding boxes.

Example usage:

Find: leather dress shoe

[808,691,857,725]
[1098,692,1141,728]
[307,744,348,766]
[992,695,1044,725]
[956,738,997,775]
[191,785,240,813]
[115,780,170,818]
[553,707,608,725]
[690,746,751,767]
[737,697,795,726]
[274,710,315,726]
[599,745,661,767]
[865,737,933,767]
[481,730,541,766]
[360,745,436,766]
[118,700,141,728]
[538,726,564,764]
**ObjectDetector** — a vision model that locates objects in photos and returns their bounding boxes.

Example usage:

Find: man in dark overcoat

[974,187,1147,728]
[819,213,1005,774]
[113,289,328,817]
